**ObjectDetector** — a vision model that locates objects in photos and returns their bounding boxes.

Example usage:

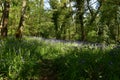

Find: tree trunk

[79,14,85,41]
[1,0,10,37]
[16,0,27,38]
[76,0,85,41]
[52,11,60,39]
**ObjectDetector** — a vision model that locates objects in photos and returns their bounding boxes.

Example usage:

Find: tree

[75,0,86,41]
[1,0,10,37]
[98,0,120,42]
[15,0,27,38]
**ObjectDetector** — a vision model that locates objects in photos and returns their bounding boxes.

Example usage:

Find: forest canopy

[0,0,120,43]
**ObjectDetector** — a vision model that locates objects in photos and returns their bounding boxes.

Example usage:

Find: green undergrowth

[0,37,120,80]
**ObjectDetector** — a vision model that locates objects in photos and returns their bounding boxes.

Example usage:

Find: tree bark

[76,0,85,41]
[1,0,10,37]
[16,0,27,38]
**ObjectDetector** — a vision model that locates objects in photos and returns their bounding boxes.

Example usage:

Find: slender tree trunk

[117,23,120,42]
[0,13,3,32]
[116,18,119,42]
[1,0,10,37]
[76,0,85,41]
[52,11,60,39]
[79,14,85,41]
[16,0,27,38]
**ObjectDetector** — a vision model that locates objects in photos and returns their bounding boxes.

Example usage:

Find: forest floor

[28,37,118,80]
[0,36,120,80]
[40,59,58,80]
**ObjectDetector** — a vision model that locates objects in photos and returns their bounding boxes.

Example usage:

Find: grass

[0,37,120,80]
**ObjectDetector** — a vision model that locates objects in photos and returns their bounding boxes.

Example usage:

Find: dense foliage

[0,0,120,43]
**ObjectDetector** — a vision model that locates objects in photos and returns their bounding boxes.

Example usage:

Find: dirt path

[40,59,58,80]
